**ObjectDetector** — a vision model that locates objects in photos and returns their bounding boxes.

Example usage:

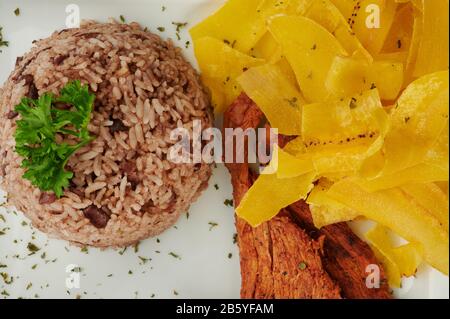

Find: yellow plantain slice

[236,167,316,227]
[190,0,266,53]
[269,15,348,103]
[237,64,304,135]
[193,37,264,113]
[327,179,449,275]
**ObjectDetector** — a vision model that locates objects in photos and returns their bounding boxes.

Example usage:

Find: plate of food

[0,0,448,300]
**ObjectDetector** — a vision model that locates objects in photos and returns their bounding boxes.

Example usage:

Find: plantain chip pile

[191,0,449,285]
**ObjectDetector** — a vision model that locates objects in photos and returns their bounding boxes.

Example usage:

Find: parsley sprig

[14,80,95,197]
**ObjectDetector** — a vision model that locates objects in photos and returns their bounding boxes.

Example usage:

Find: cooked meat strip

[236,210,341,298]
[288,201,392,299]
[224,93,392,299]
[229,161,341,298]
[237,216,273,298]
[270,215,341,298]
[224,93,264,130]
[223,93,263,204]
[224,93,341,299]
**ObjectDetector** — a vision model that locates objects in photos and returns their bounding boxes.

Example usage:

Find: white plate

[0,0,448,299]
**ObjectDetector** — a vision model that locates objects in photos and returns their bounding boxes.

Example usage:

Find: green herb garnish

[169,252,181,259]
[27,242,40,254]
[172,22,187,33]
[1,272,13,284]
[172,22,187,41]
[208,222,218,231]
[285,97,298,108]
[119,15,126,23]
[298,262,307,270]
[134,242,140,253]
[118,247,127,255]
[1,290,10,297]
[233,233,238,244]
[72,266,82,273]
[224,199,234,207]
[138,256,150,264]
[0,27,9,50]
[14,8,20,16]
[14,81,95,197]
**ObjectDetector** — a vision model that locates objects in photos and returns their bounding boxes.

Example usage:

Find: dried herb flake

[208,222,219,231]
[224,199,234,207]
